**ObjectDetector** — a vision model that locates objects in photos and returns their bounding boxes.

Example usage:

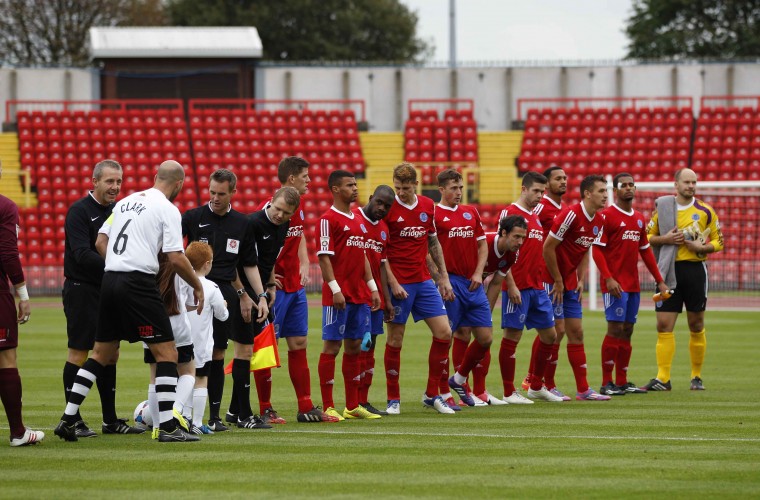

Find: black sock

[155,361,178,432]
[63,358,104,424]
[97,364,118,424]
[207,359,225,420]
[63,361,83,421]
[232,359,252,420]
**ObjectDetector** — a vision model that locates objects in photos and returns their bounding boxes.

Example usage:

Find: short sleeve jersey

[317,207,370,306]
[594,204,650,293]
[499,203,544,290]
[0,195,23,294]
[542,202,603,285]
[100,188,183,274]
[182,203,258,283]
[239,209,288,291]
[257,198,306,293]
[435,204,486,278]
[534,196,565,239]
[63,193,113,286]
[354,207,389,308]
[385,195,436,285]
[483,232,518,277]
[646,197,724,262]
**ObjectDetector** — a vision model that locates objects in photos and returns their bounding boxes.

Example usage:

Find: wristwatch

[236,288,246,297]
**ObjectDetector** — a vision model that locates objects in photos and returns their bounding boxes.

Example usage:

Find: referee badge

[226,238,240,254]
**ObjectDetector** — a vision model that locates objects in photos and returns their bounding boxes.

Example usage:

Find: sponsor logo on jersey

[463,212,472,220]
[400,226,427,238]
[528,228,544,240]
[443,216,450,222]
[448,226,475,238]
[366,238,384,253]
[346,235,366,247]
[622,230,641,241]
[620,221,626,227]
[343,225,350,231]
[286,224,304,238]
[574,235,597,247]
[420,213,428,222]
[396,216,405,222]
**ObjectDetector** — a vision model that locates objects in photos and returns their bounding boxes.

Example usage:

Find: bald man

[55,161,205,443]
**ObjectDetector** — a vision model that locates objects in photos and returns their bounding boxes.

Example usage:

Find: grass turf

[2,300,759,499]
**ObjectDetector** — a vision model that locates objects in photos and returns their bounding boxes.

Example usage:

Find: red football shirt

[317,206,370,306]
[483,232,518,276]
[594,204,650,293]
[434,203,485,278]
[256,198,305,293]
[542,202,604,286]
[534,195,565,239]
[499,203,544,290]
[385,194,436,285]
[354,207,389,307]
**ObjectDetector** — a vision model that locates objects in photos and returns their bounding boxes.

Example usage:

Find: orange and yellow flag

[224,323,280,374]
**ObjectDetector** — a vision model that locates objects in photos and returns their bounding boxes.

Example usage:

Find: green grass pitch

[2,299,760,499]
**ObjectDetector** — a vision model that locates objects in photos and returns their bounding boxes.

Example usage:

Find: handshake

[683,221,710,257]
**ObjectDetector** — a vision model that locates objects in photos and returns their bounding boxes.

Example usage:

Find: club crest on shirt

[300,210,305,219]
[420,213,428,222]
[360,224,367,233]
[692,214,700,221]
[380,231,387,241]
[593,226,599,235]
[463,212,472,220]
[637,219,643,228]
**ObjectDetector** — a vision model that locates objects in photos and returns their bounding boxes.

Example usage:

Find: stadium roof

[89,27,263,58]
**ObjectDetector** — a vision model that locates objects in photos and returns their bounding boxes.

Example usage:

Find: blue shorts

[543,283,583,320]
[370,309,384,335]
[603,292,640,324]
[501,288,555,331]
[322,303,370,341]
[390,279,447,324]
[273,288,308,338]
[445,274,492,331]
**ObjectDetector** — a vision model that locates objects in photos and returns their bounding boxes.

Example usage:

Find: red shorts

[0,293,18,350]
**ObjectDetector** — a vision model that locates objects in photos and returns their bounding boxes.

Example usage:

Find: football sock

[689,329,706,379]
[97,363,118,424]
[288,349,314,413]
[192,388,207,427]
[567,343,589,393]
[254,368,272,414]
[472,350,490,396]
[343,352,360,410]
[451,337,468,373]
[207,359,225,420]
[498,338,518,395]
[458,341,489,379]
[148,384,158,432]
[155,361,179,432]
[318,352,337,409]
[63,358,103,424]
[0,368,25,437]
[527,335,540,379]
[173,374,195,415]
[601,335,619,386]
[364,338,377,395]
[384,344,401,401]
[358,349,371,404]
[655,332,675,383]
[231,358,253,420]
[426,337,450,397]
[615,339,632,386]
[530,340,554,391]
[62,361,82,421]
[544,343,560,390]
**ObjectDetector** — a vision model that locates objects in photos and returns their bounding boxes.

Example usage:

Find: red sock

[544,343,560,390]
[427,337,450,397]
[527,335,540,379]
[254,368,272,414]
[458,341,489,378]
[318,352,337,409]
[438,353,450,395]
[358,350,371,404]
[567,343,589,393]
[452,337,468,373]
[384,344,401,401]
[342,352,360,410]
[616,339,632,386]
[0,368,25,437]
[288,349,314,413]
[364,348,376,395]
[472,350,491,395]
[498,338,518,396]
[601,335,619,386]
[530,340,554,391]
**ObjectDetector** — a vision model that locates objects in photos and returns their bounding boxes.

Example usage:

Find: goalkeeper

[643,168,723,392]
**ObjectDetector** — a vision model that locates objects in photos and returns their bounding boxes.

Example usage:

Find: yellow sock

[689,329,706,379]
[655,332,675,383]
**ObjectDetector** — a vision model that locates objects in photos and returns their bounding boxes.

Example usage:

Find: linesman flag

[224,322,280,374]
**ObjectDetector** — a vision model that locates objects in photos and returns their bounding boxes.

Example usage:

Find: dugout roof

[89,27,263,59]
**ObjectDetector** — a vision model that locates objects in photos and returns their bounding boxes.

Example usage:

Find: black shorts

[196,362,210,377]
[96,271,174,345]
[63,279,100,351]
[212,280,253,349]
[143,344,195,364]
[0,292,18,351]
[656,261,708,313]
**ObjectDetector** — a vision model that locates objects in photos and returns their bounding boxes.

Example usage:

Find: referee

[54,160,204,443]
[182,169,266,432]
[61,160,143,437]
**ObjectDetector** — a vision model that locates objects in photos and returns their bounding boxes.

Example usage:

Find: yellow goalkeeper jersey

[647,198,724,262]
